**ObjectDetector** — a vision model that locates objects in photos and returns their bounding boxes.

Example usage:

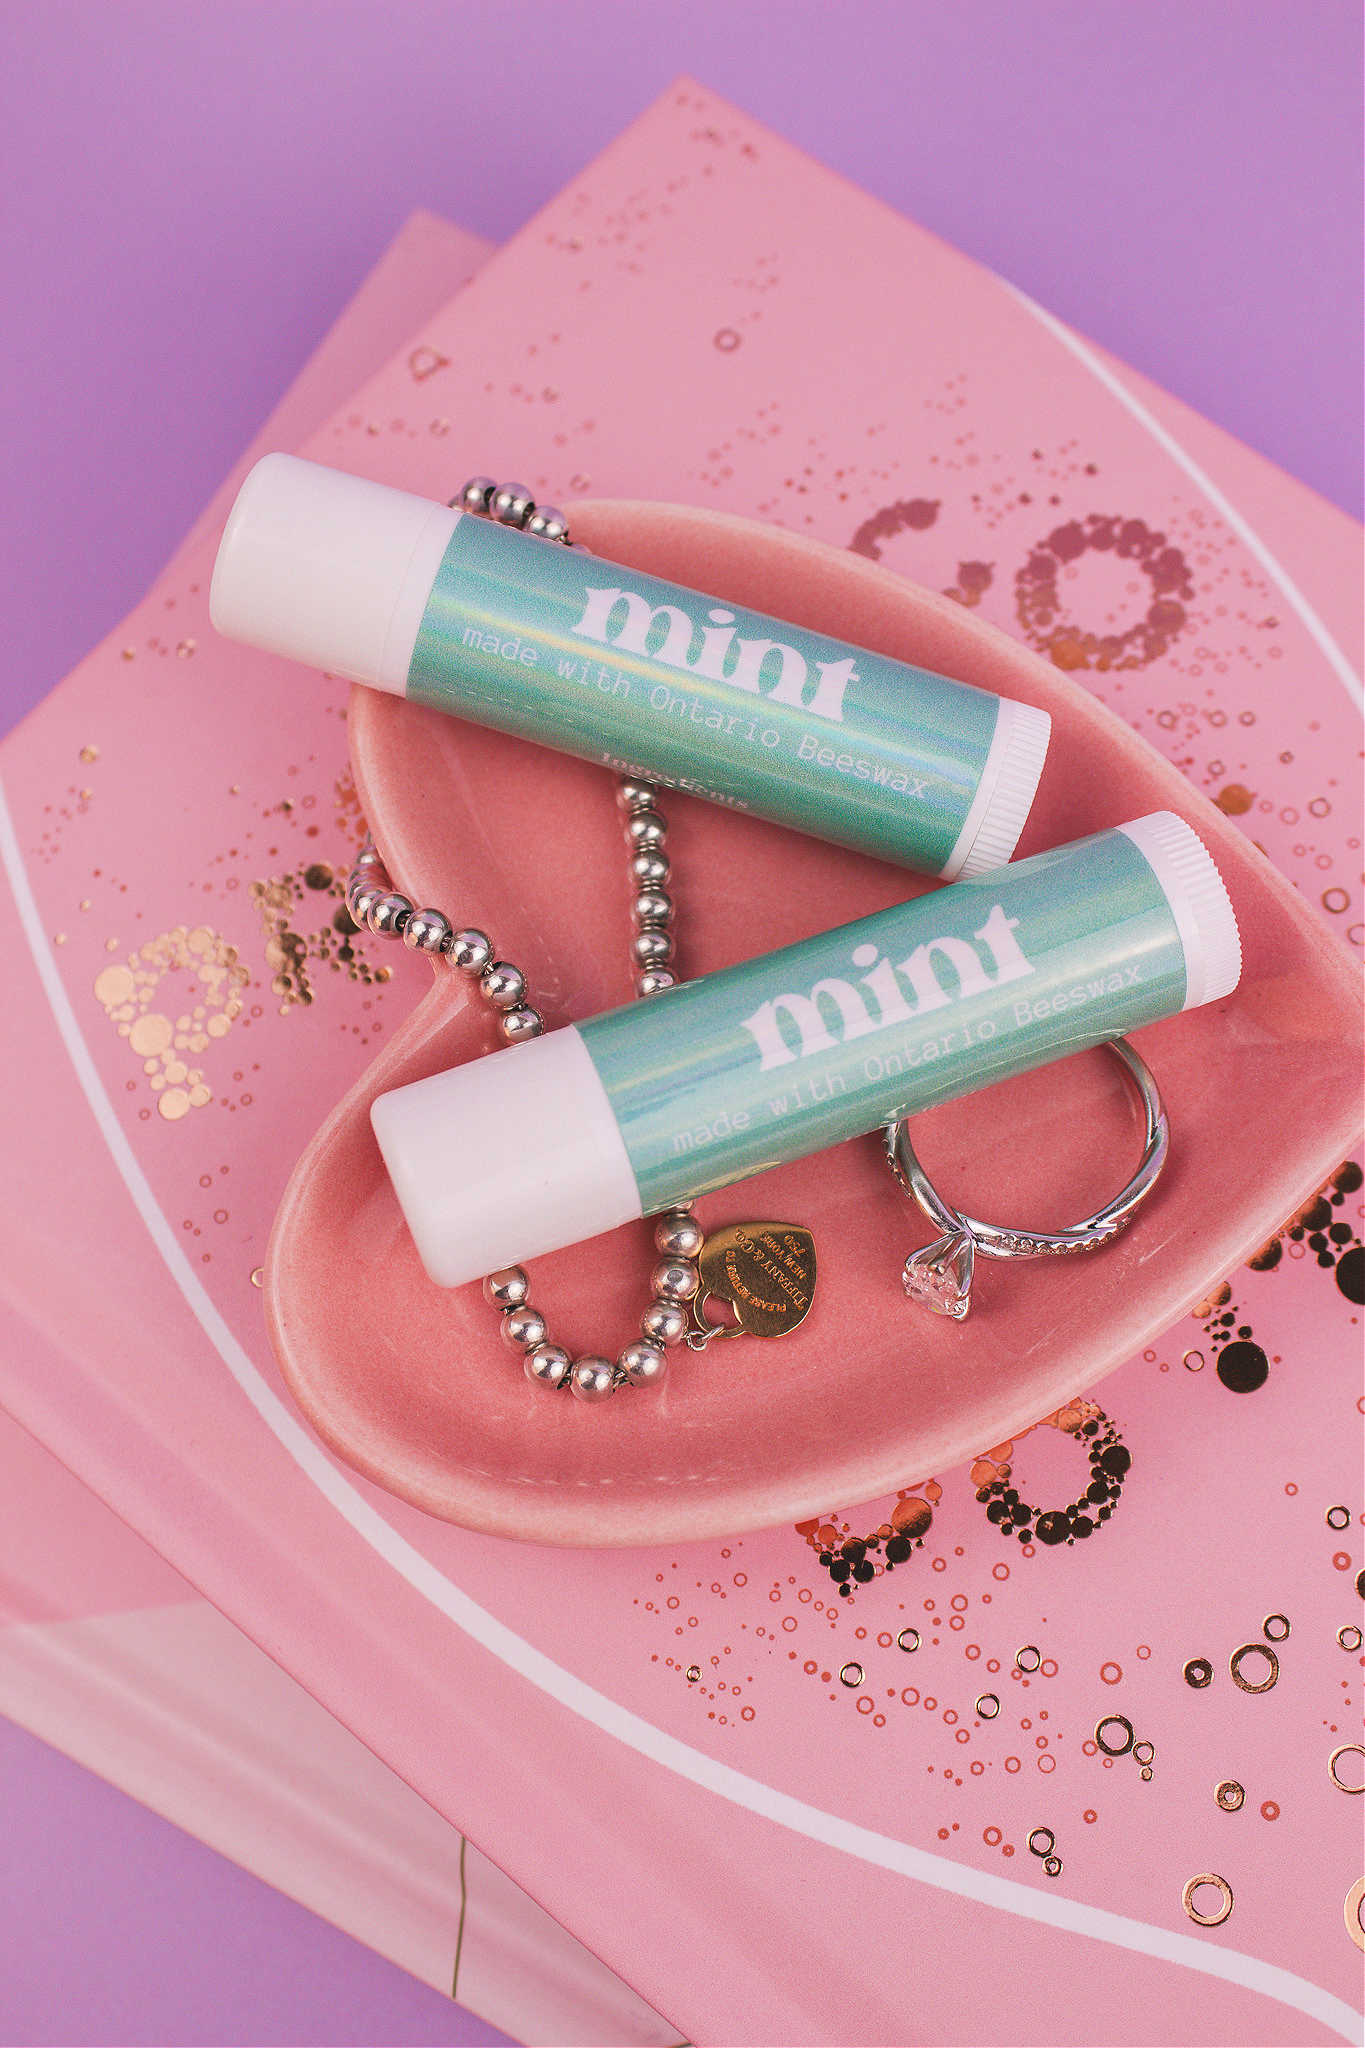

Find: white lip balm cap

[942,696,1052,880]
[209,454,459,691]
[370,1025,644,1289]
[1118,811,1242,1008]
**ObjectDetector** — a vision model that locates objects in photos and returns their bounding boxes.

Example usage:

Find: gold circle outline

[1328,1743,1365,1794]
[1230,1641,1279,1694]
[1183,1656,1213,1689]
[1133,1739,1156,1765]
[1043,1854,1063,1877]
[1339,1625,1363,1653]
[1027,1826,1055,1858]
[896,1627,920,1653]
[1183,1873,1234,1927]
[1015,1644,1042,1673]
[1262,1612,1291,1643]
[1215,1780,1245,1811]
[1095,1714,1135,1757]
[1345,1877,1365,1953]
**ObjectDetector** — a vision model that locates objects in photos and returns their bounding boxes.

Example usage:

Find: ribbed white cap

[1119,811,1242,1009]
[209,454,459,691]
[942,698,1052,879]
[370,1025,643,1289]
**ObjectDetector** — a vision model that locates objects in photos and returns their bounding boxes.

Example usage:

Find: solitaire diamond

[902,1230,975,1319]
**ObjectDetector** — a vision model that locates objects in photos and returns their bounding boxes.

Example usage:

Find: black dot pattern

[976,1409,1130,1549]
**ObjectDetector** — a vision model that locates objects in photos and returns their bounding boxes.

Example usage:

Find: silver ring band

[884,1037,1169,1319]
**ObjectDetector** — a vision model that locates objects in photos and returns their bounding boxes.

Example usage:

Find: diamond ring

[884,1038,1169,1320]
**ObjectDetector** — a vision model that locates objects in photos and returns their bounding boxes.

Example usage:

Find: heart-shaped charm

[902,1230,975,1320]
[697,1222,817,1340]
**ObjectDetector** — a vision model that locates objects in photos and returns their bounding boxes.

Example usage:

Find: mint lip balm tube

[209,454,1051,878]
[371,812,1241,1288]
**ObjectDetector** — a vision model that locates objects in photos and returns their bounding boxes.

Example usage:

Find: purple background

[0,3,1359,2042]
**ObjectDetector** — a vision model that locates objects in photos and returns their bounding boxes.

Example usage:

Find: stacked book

[1,80,1360,2048]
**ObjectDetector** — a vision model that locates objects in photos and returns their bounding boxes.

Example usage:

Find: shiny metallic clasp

[683,1293,743,1351]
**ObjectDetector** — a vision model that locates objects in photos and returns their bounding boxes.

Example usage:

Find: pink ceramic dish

[265,502,1362,1545]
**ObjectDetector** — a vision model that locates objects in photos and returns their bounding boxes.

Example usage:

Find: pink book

[0,1409,676,2045]
[0,206,675,2048]
[1,80,1361,2047]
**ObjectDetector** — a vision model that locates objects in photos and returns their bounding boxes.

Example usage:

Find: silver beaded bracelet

[346,478,736,1404]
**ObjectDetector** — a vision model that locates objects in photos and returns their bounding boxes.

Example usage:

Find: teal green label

[407,516,1000,873]
[578,828,1187,1212]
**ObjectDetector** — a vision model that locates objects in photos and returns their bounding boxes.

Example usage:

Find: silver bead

[636,967,677,997]
[570,1355,617,1402]
[630,848,670,886]
[490,482,535,527]
[403,906,453,954]
[624,808,667,850]
[619,1341,668,1388]
[368,891,413,937]
[651,1257,700,1302]
[631,928,675,967]
[655,1210,705,1259]
[502,1304,548,1351]
[526,1342,571,1388]
[453,477,496,514]
[641,1299,689,1348]
[499,1004,544,1043]
[481,959,526,1009]
[525,505,568,542]
[483,1266,529,1309]
[348,880,387,927]
[617,777,657,813]
[632,887,673,929]
[446,927,493,974]
[354,843,386,868]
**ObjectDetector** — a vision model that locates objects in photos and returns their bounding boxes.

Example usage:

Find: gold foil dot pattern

[250,859,386,1011]
[94,925,247,1119]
